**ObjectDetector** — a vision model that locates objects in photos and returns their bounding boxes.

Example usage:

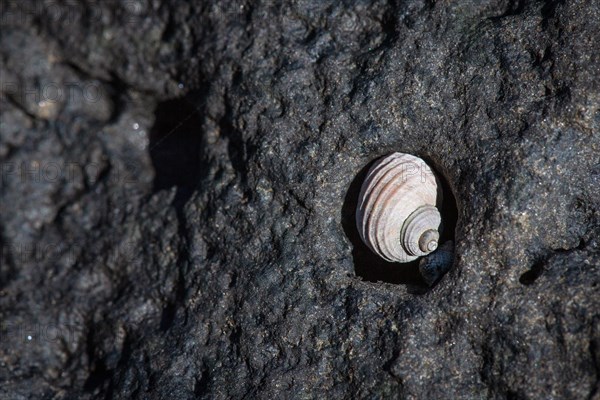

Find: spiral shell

[356,152,443,263]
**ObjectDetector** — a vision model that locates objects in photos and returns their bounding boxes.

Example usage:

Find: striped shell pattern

[356,152,443,263]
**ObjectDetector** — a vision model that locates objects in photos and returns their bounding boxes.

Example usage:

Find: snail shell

[356,152,443,263]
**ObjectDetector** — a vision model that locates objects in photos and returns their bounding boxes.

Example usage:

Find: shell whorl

[402,205,441,257]
[356,152,443,263]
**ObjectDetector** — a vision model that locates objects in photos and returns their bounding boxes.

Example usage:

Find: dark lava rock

[1,1,599,399]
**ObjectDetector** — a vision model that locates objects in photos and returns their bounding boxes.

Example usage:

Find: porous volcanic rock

[0,1,599,399]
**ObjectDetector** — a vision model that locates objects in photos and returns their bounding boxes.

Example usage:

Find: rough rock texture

[1,0,599,399]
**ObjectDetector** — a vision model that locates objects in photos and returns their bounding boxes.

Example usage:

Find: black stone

[1,1,599,399]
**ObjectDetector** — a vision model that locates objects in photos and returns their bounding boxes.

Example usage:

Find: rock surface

[1,0,599,398]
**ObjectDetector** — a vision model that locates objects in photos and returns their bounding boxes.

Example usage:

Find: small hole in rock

[341,154,458,289]
[519,258,544,285]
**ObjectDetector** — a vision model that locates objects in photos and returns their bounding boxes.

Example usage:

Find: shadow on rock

[341,158,427,290]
